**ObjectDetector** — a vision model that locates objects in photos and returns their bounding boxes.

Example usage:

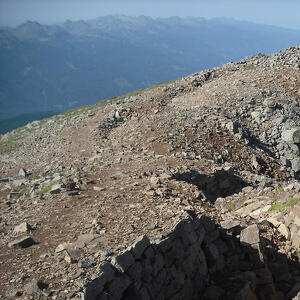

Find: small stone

[252,156,261,170]
[50,184,62,194]
[284,183,296,191]
[24,279,48,296]
[282,128,300,144]
[55,242,73,253]
[14,222,32,233]
[249,205,271,218]
[263,98,277,108]
[242,186,254,193]
[240,224,260,245]
[267,217,281,228]
[74,233,97,248]
[92,219,104,230]
[93,186,103,191]
[220,219,241,230]
[65,181,77,191]
[18,168,28,177]
[225,121,239,134]
[40,253,49,259]
[94,249,113,260]
[251,111,262,120]
[147,222,157,230]
[8,236,35,248]
[291,158,300,173]
[64,249,82,264]
[150,176,161,185]
[278,224,291,239]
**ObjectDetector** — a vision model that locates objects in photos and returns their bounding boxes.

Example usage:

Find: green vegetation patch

[0,117,51,154]
[268,198,300,212]
[21,188,30,196]
[38,184,53,195]
[0,127,33,153]
[275,187,284,193]
[243,64,256,70]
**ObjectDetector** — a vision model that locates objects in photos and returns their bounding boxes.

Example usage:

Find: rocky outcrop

[84,213,298,300]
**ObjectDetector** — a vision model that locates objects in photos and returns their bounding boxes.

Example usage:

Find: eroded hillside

[0,46,300,299]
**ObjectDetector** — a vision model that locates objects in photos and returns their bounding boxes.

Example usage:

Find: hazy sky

[1,0,300,30]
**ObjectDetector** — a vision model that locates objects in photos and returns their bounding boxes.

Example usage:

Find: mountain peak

[14,21,45,38]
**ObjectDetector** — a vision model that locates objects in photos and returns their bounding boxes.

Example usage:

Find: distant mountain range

[1,15,300,133]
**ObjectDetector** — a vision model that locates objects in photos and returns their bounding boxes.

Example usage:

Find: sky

[1,0,300,30]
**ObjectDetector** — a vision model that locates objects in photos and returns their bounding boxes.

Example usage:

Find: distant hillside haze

[1,15,300,132]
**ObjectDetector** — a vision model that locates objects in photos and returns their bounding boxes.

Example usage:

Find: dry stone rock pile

[84,213,299,300]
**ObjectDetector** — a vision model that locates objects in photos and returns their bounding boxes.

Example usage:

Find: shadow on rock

[84,214,300,300]
[172,167,249,204]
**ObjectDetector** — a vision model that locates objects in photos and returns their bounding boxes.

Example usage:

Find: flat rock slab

[235,202,263,216]
[267,216,282,228]
[74,233,98,249]
[240,224,260,245]
[220,219,241,230]
[13,222,32,233]
[249,205,271,219]
[8,236,36,248]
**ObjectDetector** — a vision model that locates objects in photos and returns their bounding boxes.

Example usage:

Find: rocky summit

[0,46,300,300]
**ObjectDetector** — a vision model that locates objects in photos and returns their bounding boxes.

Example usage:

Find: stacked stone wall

[84,214,266,300]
